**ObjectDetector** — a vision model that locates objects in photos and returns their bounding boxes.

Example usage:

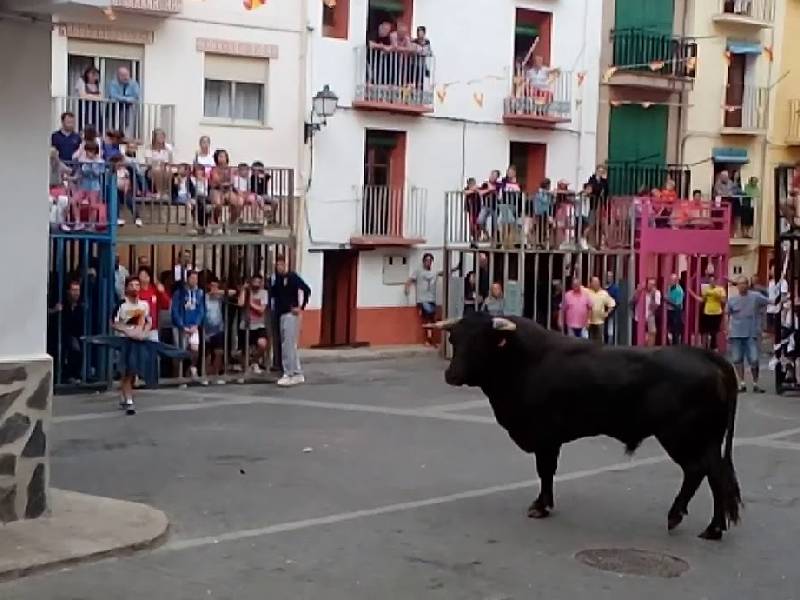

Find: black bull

[429,313,742,540]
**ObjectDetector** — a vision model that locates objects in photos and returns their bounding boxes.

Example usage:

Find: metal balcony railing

[717,0,775,24]
[611,29,697,79]
[356,185,427,241]
[354,46,435,110]
[605,163,692,198]
[504,66,572,122]
[787,99,800,142]
[722,84,768,131]
[53,96,176,143]
[49,160,117,235]
[444,191,634,250]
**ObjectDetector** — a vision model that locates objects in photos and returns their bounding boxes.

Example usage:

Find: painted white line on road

[745,439,800,452]
[423,400,489,413]
[156,454,669,554]
[53,393,496,426]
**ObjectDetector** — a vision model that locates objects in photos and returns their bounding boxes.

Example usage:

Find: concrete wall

[0,19,53,522]
[50,0,305,168]
[303,0,602,317]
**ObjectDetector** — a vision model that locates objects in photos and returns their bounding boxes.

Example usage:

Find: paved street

[2,357,800,599]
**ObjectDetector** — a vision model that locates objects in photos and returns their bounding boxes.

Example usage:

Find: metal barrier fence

[722,84,769,131]
[611,28,697,79]
[48,239,296,392]
[445,191,634,251]
[355,46,435,108]
[719,0,775,22]
[605,163,692,197]
[503,66,572,121]
[53,96,176,143]
[357,185,427,240]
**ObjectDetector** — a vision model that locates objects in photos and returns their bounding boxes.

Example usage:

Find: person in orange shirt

[660,178,678,203]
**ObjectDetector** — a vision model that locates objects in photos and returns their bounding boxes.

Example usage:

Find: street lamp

[305,85,338,143]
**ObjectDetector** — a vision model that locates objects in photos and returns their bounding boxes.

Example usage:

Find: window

[203,54,268,125]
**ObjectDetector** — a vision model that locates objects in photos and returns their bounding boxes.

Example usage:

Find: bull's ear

[423,318,460,331]
[492,317,517,332]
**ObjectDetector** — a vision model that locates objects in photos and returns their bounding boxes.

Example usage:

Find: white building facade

[299,0,602,347]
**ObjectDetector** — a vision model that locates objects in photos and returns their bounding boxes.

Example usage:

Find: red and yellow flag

[243,0,265,10]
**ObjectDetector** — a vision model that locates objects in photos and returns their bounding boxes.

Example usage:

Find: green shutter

[615,0,674,33]
[608,105,668,165]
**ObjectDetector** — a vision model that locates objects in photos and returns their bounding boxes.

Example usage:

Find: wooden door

[725,54,746,128]
[319,250,359,347]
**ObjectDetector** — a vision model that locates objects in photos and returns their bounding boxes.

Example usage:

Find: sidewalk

[0,489,168,581]
[299,344,438,364]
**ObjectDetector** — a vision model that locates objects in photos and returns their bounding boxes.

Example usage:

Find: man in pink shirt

[560,277,592,337]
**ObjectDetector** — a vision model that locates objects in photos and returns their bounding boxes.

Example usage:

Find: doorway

[319,250,360,347]
[724,54,746,128]
[509,141,547,193]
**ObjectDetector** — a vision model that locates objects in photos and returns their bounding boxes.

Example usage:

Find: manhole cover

[575,548,689,578]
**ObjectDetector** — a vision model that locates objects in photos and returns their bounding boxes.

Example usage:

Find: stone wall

[0,359,51,523]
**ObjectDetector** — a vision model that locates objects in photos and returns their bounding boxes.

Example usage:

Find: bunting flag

[724,50,732,65]
[435,86,448,103]
[723,104,740,113]
[648,60,665,72]
[102,6,116,20]
[576,71,587,87]
[764,45,774,62]
[243,0,266,9]
[641,102,653,109]
[602,67,618,83]
[686,56,697,73]
[473,92,484,108]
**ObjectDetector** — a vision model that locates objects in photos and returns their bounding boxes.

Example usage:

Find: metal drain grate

[575,548,690,578]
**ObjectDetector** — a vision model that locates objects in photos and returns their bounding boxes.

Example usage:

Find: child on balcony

[191,164,210,231]
[251,161,276,224]
[71,141,107,230]
[110,154,142,227]
[171,163,196,231]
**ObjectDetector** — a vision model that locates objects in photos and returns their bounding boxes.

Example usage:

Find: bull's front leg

[528,446,560,519]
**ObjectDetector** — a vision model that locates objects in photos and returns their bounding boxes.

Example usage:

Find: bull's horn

[423,318,460,330]
[492,317,517,331]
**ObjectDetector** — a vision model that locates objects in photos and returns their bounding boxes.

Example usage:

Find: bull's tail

[710,352,743,526]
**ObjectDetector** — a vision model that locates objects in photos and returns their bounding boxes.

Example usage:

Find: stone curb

[300,347,439,365]
[0,490,169,582]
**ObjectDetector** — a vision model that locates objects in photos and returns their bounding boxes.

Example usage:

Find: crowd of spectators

[48,251,311,388]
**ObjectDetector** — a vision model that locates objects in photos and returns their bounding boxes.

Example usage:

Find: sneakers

[135,218,143,227]
[121,397,136,415]
[250,364,264,375]
[117,218,126,226]
[215,379,226,386]
[277,374,304,387]
[189,366,199,380]
[738,383,747,393]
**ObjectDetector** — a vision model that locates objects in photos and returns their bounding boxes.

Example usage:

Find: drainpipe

[758,20,777,253]
[296,0,311,270]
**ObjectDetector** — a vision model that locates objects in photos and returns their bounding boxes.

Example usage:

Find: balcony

[720,84,768,135]
[712,0,774,28]
[638,199,731,255]
[503,68,572,127]
[49,162,295,242]
[351,185,427,247]
[787,99,800,145]
[110,0,183,16]
[608,29,697,91]
[53,97,176,145]
[353,46,435,115]
[443,191,634,251]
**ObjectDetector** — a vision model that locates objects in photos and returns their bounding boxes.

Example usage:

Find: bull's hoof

[698,525,723,541]
[527,501,550,519]
[667,513,683,531]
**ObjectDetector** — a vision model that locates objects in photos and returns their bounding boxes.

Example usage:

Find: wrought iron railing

[610,29,697,79]
[356,185,427,240]
[504,66,572,121]
[722,84,769,131]
[53,96,176,143]
[354,46,436,109]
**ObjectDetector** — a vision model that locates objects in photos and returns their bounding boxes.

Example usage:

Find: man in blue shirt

[171,270,206,380]
[107,67,141,137]
[727,276,770,393]
[51,112,81,162]
[665,273,685,345]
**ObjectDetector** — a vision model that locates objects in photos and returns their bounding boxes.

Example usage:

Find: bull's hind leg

[528,446,560,519]
[699,450,727,540]
[667,463,705,531]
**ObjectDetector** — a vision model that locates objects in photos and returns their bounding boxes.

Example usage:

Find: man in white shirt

[767,262,789,335]
[174,249,195,283]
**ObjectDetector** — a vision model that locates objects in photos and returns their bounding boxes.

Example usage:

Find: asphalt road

[2,357,800,599]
